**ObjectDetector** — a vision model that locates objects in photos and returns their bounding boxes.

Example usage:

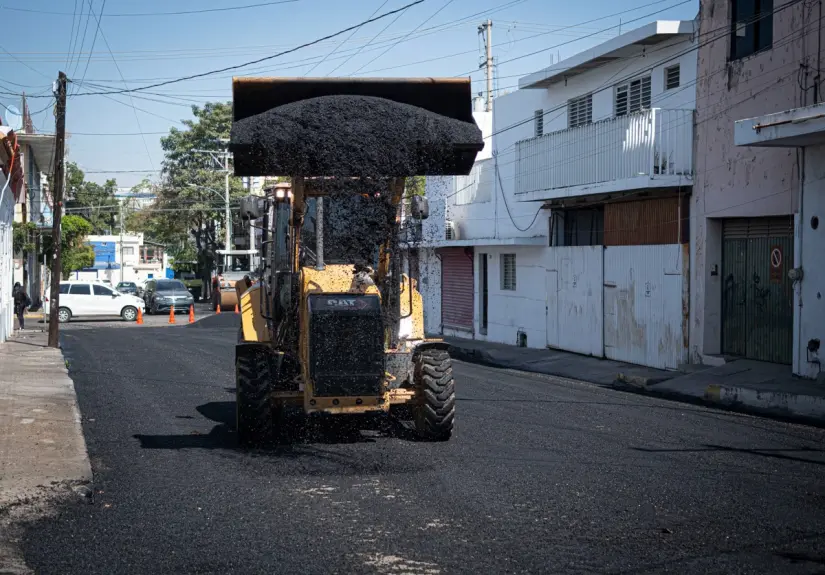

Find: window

[156,281,187,292]
[68,284,91,295]
[568,94,593,128]
[534,109,544,137]
[550,208,604,246]
[500,254,516,291]
[665,65,680,90]
[731,0,773,61]
[615,76,651,116]
[93,284,114,296]
[59,284,70,294]
[122,246,134,256]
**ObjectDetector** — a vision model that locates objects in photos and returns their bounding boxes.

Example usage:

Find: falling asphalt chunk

[230,94,484,177]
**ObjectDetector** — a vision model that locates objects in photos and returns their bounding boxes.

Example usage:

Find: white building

[734,106,825,381]
[0,127,21,342]
[69,233,168,285]
[421,20,697,370]
[12,132,55,307]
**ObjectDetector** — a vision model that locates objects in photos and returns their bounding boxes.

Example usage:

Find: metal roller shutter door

[439,248,474,331]
[722,217,794,364]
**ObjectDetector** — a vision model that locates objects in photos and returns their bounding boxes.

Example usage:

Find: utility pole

[224,148,230,271]
[478,20,493,112]
[119,200,124,283]
[47,72,67,348]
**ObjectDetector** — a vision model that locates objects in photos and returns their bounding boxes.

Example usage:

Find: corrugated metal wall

[722,217,794,364]
[439,247,474,331]
[545,246,603,356]
[604,196,686,246]
[603,245,686,369]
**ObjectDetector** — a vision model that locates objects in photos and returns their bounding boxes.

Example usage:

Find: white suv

[45,281,146,323]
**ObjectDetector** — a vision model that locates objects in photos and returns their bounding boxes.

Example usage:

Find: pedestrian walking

[13,283,31,330]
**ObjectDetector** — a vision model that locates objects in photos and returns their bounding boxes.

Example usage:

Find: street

[16,317,825,575]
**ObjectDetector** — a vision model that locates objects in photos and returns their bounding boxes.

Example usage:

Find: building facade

[0,126,23,342]
[691,0,823,379]
[12,131,55,307]
[69,234,167,285]
[421,20,697,370]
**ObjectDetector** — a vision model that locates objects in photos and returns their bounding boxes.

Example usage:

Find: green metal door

[722,217,794,364]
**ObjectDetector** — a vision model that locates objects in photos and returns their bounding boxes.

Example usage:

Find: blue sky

[1,0,698,187]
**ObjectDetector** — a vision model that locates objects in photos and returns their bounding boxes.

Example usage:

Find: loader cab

[299,193,395,270]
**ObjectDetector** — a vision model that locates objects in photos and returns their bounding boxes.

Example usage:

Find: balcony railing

[515,108,694,197]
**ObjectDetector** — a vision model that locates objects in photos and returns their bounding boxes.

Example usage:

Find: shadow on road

[133,400,421,452]
[632,444,825,466]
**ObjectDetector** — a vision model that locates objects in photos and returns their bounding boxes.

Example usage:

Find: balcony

[515,108,693,202]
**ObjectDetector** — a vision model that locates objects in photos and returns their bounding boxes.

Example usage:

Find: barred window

[500,254,516,291]
[534,110,544,137]
[568,94,593,128]
[615,76,651,116]
[665,65,680,90]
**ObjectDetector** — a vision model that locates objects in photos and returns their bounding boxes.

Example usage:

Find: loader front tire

[413,349,455,441]
[235,347,273,446]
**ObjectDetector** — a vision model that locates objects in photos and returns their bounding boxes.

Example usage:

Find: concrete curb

[704,384,825,423]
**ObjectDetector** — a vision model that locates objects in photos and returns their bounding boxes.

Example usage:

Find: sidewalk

[0,328,92,507]
[445,336,825,427]
[444,337,676,387]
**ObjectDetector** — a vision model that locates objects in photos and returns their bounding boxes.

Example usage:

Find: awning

[17,133,56,175]
[735,102,825,148]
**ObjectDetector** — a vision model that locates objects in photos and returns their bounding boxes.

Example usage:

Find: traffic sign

[770,245,783,283]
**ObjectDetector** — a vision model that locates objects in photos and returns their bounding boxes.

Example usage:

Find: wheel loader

[228,77,484,444]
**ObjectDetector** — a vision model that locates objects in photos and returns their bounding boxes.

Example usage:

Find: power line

[79,0,156,173]
[0,0,300,17]
[351,0,457,76]
[69,0,95,88]
[64,0,80,71]
[323,0,392,76]
[305,0,389,76]
[62,0,425,97]
[76,0,106,92]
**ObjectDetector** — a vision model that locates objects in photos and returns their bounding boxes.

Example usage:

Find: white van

[44,281,146,323]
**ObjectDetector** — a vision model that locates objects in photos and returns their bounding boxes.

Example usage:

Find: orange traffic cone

[168,305,176,324]
[234,303,239,314]
[215,303,221,314]
[188,304,195,324]
[136,307,144,325]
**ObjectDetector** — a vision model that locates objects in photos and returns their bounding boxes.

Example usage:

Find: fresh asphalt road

[19,316,825,575]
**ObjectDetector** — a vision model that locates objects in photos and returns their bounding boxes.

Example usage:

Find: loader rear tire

[413,349,455,441]
[235,348,273,446]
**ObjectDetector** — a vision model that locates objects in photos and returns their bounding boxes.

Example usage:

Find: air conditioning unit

[445,220,460,241]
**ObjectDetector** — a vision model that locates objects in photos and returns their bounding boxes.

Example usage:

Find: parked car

[44,281,145,323]
[116,281,138,295]
[143,279,195,315]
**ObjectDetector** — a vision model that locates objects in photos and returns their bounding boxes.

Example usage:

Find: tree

[42,215,95,279]
[132,102,247,295]
[65,162,120,234]
[12,221,36,256]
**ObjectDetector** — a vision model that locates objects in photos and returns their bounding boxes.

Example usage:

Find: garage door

[439,247,473,331]
[722,217,794,364]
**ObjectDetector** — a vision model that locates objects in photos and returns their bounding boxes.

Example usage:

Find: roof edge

[518,20,696,90]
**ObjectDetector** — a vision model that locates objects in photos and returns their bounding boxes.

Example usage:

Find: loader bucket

[229,77,484,178]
